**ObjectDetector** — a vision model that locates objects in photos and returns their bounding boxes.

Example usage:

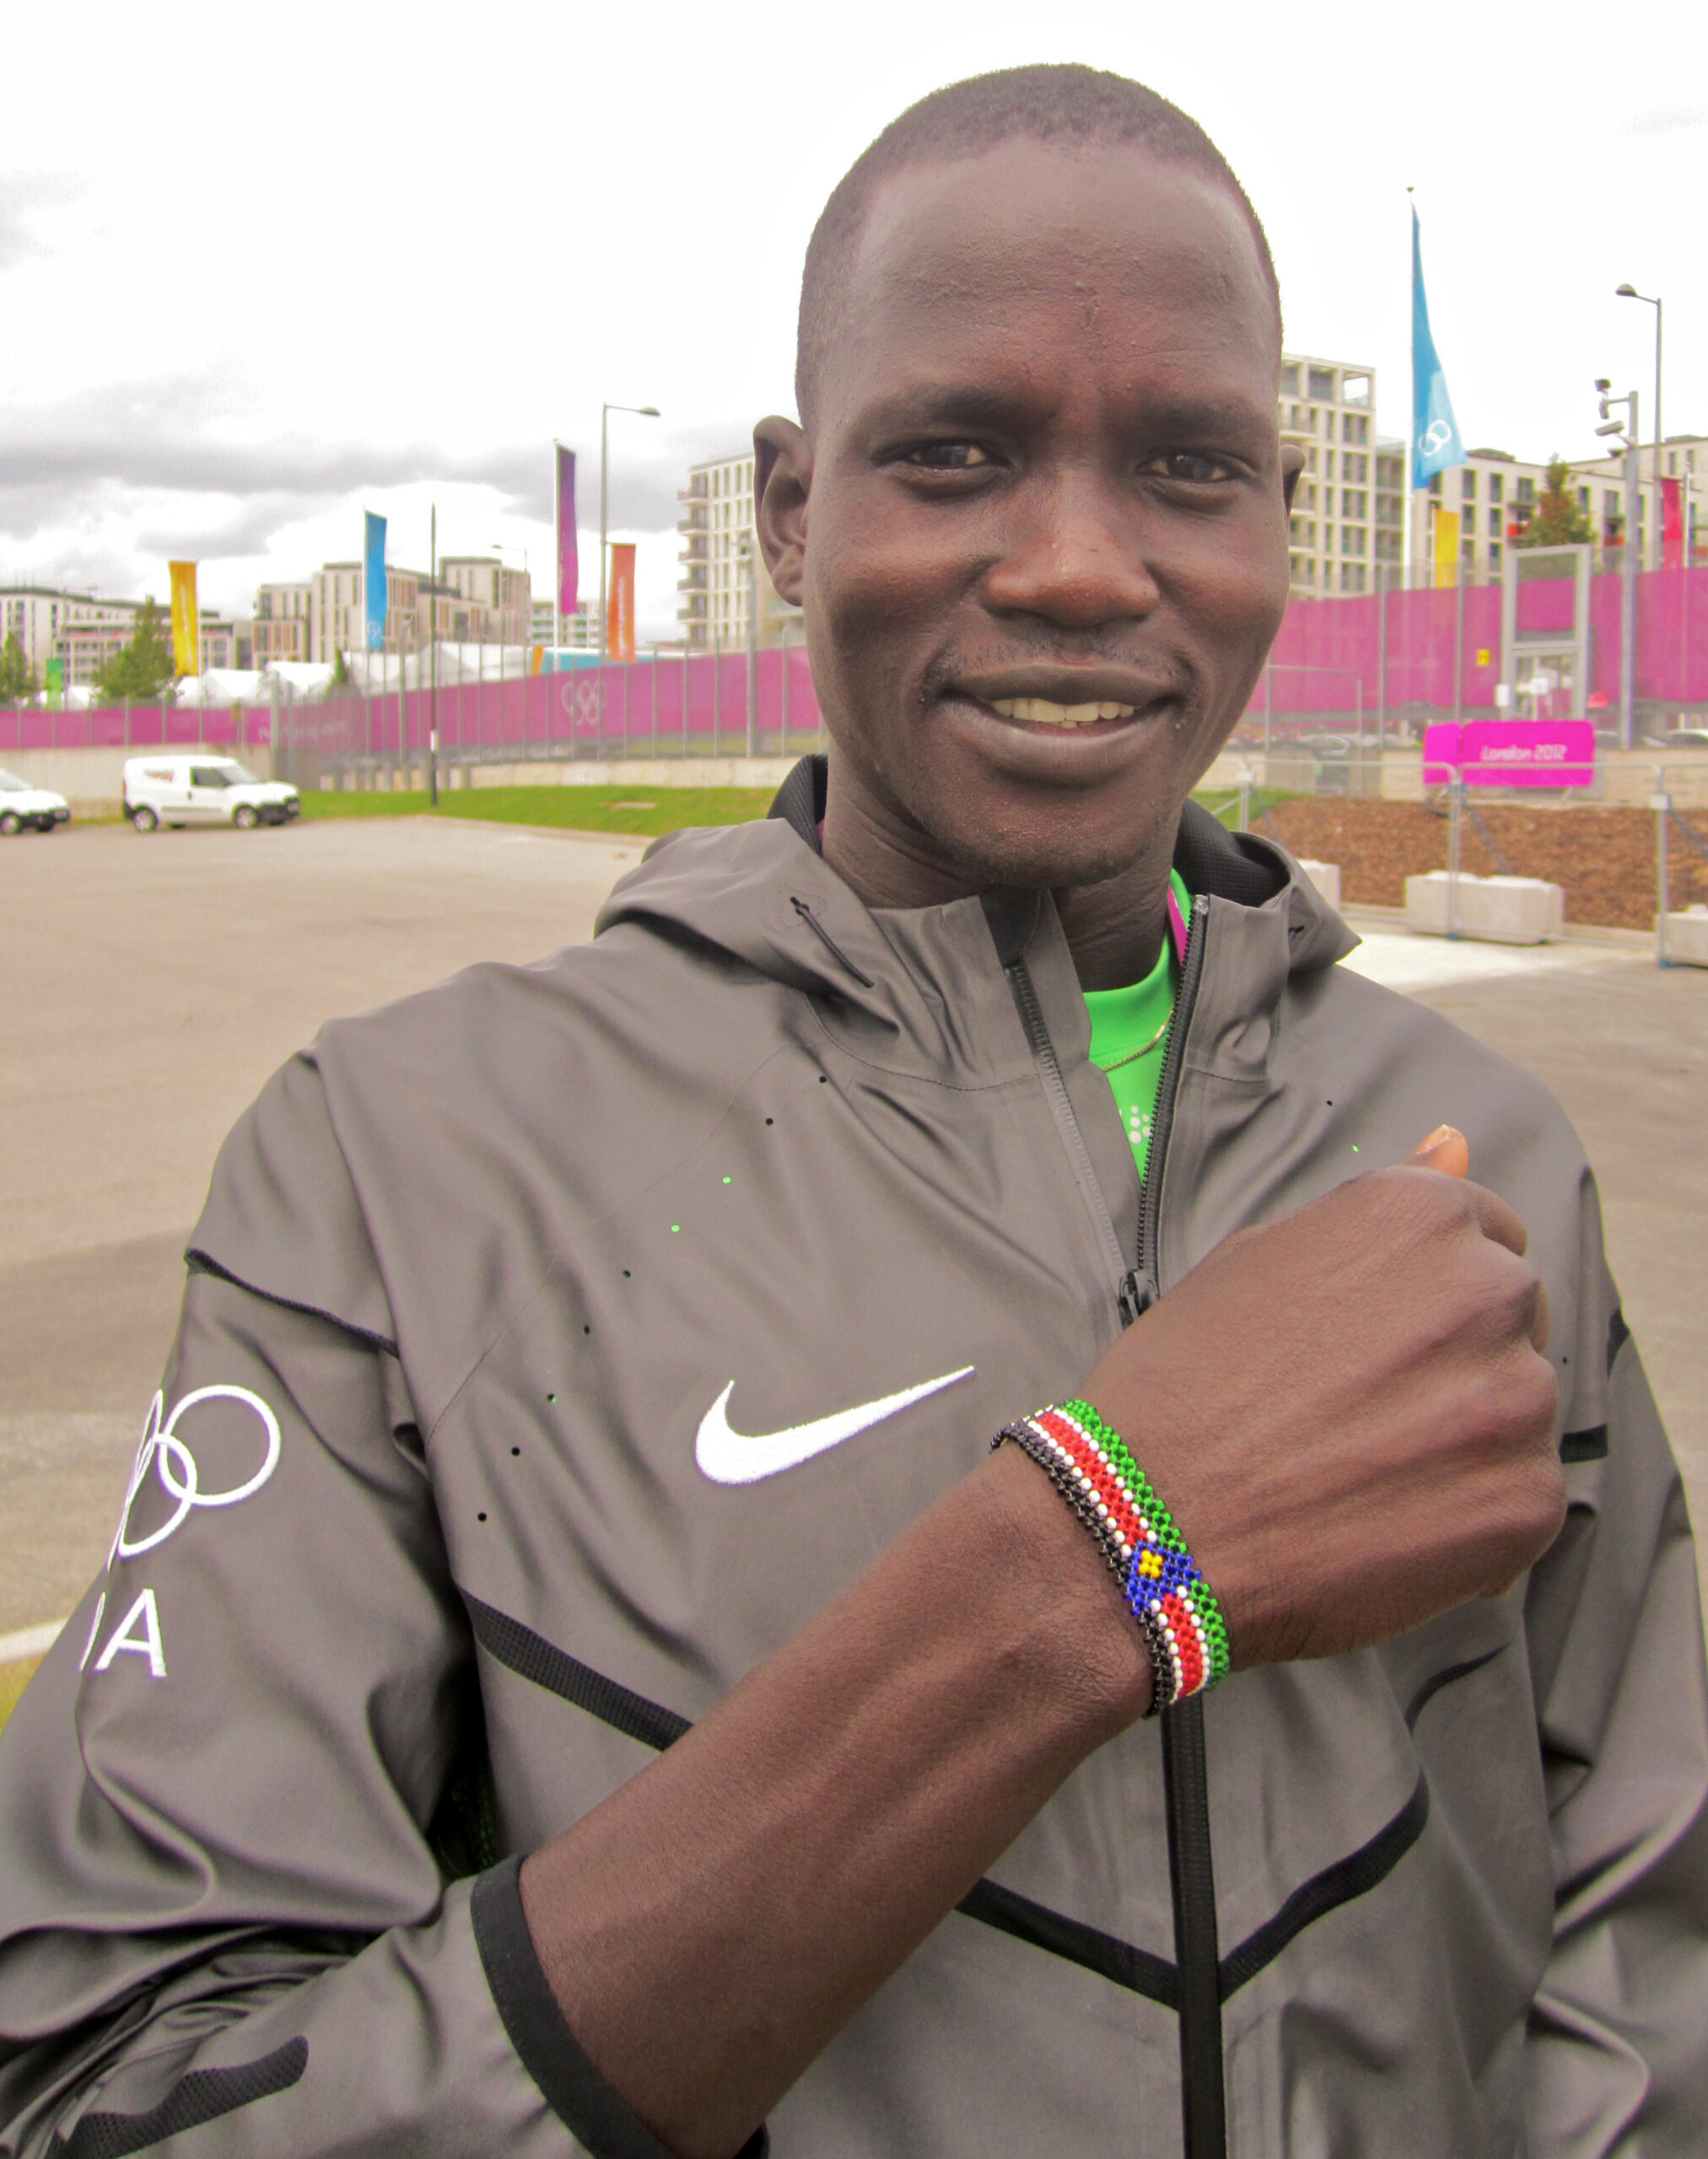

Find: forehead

[816,140,1279,422]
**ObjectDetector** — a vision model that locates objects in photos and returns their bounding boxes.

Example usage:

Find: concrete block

[1661,905,1708,966]
[1296,859,1341,908]
[1404,870,1565,945]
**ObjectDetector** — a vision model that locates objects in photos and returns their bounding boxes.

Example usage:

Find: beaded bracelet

[994,1398,1230,1714]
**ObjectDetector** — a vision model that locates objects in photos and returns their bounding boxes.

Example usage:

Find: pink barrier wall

[0,704,272,752]
[6,568,1703,762]
[1249,563,1708,720]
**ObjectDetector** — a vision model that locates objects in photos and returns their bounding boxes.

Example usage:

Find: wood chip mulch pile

[1259,799,1708,932]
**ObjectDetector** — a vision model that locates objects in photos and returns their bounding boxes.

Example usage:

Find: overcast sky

[3,0,1701,643]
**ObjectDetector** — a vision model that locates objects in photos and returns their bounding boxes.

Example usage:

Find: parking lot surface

[3,816,1703,1637]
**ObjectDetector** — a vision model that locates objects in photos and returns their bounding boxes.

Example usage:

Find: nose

[980,466,1159,630]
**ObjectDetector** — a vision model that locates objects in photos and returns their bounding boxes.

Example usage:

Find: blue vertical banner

[1410,207,1463,491]
[364,512,388,652]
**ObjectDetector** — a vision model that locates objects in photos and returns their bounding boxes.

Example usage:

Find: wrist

[993,1399,1231,1711]
[978,1441,1156,1733]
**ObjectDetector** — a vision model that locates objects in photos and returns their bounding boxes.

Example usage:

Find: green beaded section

[1060,1397,1231,1687]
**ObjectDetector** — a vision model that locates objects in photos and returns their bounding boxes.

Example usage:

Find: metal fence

[4,563,1705,789]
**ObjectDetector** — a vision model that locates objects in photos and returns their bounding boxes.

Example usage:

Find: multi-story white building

[1567,434,1706,564]
[439,557,531,645]
[1277,355,1404,597]
[531,597,600,649]
[0,587,142,684]
[1407,436,1706,578]
[307,560,525,662]
[1407,450,1553,582]
[676,450,800,651]
[255,582,313,664]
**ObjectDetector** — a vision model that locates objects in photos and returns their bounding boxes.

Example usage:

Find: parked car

[122,756,299,832]
[0,767,70,833]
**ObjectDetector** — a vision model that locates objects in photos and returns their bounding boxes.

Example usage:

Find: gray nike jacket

[3,758,1705,2159]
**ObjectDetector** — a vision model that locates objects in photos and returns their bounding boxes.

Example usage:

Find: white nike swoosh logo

[694,1366,976,1485]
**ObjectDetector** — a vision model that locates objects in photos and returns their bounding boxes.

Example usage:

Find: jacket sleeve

[0,1232,592,2151]
[1522,1171,1708,2154]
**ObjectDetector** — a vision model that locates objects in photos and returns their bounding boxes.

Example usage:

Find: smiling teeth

[989,697,1136,726]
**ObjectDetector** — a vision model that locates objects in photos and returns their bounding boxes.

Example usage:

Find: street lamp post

[1615,285,1662,571]
[1595,381,1640,750]
[600,402,661,657]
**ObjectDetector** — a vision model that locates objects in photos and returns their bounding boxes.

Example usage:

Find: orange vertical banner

[606,543,636,662]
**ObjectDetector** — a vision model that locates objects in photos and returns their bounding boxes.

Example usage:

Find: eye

[903,441,994,471]
[1144,450,1238,485]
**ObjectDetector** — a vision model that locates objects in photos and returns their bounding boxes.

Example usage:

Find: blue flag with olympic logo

[1410,207,1463,491]
[364,512,388,653]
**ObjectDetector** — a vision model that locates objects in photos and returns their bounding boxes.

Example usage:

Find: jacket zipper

[1009,898,1226,2159]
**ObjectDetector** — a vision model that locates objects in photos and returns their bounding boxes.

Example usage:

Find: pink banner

[1423,719,1595,787]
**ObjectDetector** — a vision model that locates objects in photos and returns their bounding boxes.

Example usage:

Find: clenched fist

[1081,1128,1564,1670]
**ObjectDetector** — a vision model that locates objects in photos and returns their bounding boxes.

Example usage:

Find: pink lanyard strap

[1166,885,1189,967]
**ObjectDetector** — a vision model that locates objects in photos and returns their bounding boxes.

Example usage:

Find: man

[2,64,1705,2159]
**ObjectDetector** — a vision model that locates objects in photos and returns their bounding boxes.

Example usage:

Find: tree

[1512,456,1592,548]
[328,646,353,691]
[0,632,37,702]
[94,598,178,703]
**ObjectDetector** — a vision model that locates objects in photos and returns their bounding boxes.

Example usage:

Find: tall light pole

[600,402,660,656]
[1595,380,1640,750]
[1615,285,1662,569]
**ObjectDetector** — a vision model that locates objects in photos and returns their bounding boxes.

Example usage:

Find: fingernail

[1414,1124,1454,1154]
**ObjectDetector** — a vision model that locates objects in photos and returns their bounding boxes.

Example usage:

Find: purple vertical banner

[557,446,579,622]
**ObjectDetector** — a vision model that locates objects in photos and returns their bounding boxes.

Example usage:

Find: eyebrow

[855,380,1275,442]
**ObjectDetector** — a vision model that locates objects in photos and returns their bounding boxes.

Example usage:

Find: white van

[123,756,299,832]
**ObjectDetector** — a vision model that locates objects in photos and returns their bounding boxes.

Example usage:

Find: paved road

[3,818,1703,1638]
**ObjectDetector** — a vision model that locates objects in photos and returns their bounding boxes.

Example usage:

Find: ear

[754,416,811,606]
[1280,441,1305,511]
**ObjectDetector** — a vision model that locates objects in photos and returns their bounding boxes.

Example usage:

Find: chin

[928,793,1172,894]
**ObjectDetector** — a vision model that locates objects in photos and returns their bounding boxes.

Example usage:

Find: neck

[818,748,1175,993]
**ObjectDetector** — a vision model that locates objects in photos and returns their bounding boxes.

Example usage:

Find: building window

[1462,471,1477,500]
[1490,474,1504,504]
[1308,367,1334,399]
[1488,508,1501,536]
[1343,415,1368,444]
[1280,363,1300,394]
[1490,542,1502,569]
[1339,563,1366,593]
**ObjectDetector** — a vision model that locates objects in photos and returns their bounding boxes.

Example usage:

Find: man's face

[765,140,1293,891]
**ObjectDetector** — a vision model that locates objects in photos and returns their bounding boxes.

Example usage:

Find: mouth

[986,696,1139,728]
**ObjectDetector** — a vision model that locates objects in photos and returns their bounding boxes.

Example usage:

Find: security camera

[1595,422,1626,438]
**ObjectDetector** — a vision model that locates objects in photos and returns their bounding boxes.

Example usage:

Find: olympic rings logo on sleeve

[110,1385,283,1563]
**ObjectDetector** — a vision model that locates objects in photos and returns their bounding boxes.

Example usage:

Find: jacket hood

[594,754,1356,1014]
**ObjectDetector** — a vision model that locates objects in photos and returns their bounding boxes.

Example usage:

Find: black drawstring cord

[789,896,876,988]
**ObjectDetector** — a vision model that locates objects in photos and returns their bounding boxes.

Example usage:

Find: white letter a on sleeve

[94,1589,167,1679]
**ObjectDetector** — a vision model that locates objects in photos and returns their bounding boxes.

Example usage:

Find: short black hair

[795,63,1280,426]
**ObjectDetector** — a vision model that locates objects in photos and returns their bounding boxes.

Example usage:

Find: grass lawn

[300,781,1296,843]
[299,785,779,839]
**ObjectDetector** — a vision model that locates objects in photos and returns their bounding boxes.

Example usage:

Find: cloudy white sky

[3,0,1701,643]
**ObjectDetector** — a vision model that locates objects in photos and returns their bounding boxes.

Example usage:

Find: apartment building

[1,587,139,681]
[1567,434,1705,563]
[531,597,601,649]
[1277,354,1404,597]
[1406,437,1705,576]
[676,450,801,650]
[439,557,531,645]
[1406,450,1552,580]
[255,581,312,663]
[0,586,251,686]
